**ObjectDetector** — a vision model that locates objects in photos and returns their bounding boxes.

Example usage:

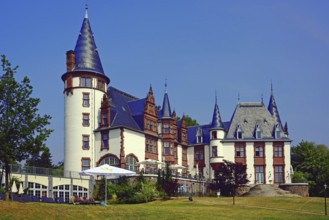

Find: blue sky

[1,1,329,164]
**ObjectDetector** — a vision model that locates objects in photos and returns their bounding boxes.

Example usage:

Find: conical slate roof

[211,99,223,129]
[73,8,104,74]
[268,93,282,127]
[161,92,172,118]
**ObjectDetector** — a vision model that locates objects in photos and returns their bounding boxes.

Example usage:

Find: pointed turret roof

[211,96,223,129]
[268,84,282,127]
[73,6,105,74]
[161,92,172,118]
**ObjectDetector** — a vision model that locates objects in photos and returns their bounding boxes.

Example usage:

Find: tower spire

[165,77,168,94]
[211,93,223,129]
[85,3,88,19]
[268,83,282,127]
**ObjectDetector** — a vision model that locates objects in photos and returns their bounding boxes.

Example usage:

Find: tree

[25,146,53,168]
[177,114,199,127]
[213,160,249,205]
[291,141,329,196]
[157,163,179,197]
[0,55,52,193]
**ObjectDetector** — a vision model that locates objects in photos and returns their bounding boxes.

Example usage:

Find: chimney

[66,50,75,72]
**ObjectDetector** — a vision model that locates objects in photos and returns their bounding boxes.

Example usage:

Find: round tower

[62,7,110,173]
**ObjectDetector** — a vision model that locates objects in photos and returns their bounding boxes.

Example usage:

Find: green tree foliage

[0,55,52,192]
[212,160,249,205]
[291,141,329,196]
[157,163,179,197]
[25,146,53,168]
[177,114,199,127]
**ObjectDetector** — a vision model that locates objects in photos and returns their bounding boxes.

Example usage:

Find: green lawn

[0,197,328,220]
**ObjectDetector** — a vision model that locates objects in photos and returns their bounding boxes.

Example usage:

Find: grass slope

[0,197,327,220]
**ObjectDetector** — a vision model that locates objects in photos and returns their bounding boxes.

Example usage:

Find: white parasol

[137,159,165,165]
[11,182,17,193]
[18,183,24,195]
[169,164,186,169]
[79,164,136,204]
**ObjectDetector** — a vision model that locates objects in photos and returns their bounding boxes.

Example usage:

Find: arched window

[99,155,119,167]
[125,155,138,172]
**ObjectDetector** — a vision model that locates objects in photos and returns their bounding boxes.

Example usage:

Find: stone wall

[279,183,309,197]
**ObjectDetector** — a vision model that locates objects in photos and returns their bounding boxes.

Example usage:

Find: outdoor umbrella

[169,164,186,169]
[79,164,136,204]
[11,182,17,193]
[18,183,24,195]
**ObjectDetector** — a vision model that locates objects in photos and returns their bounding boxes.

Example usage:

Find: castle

[62,7,292,185]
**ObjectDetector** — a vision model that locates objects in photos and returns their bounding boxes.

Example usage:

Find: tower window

[80,77,92,87]
[164,142,170,155]
[195,149,204,160]
[82,93,90,107]
[81,158,90,171]
[82,113,90,126]
[212,146,218,157]
[212,131,217,139]
[97,80,105,90]
[102,113,108,126]
[82,135,89,150]
[163,124,170,134]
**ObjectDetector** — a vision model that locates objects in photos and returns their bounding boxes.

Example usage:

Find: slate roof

[73,8,105,75]
[108,87,143,131]
[268,94,282,128]
[226,102,283,139]
[211,100,223,129]
[159,92,172,119]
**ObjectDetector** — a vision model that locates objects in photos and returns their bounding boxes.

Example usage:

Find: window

[195,149,203,160]
[81,77,92,87]
[82,93,90,107]
[212,131,217,139]
[275,125,281,139]
[255,125,262,139]
[164,142,170,155]
[274,146,283,157]
[81,158,90,171]
[212,146,218,157]
[182,148,187,161]
[126,156,138,172]
[82,113,90,126]
[174,146,177,159]
[163,124,170,134]
[82,135,89,150]
[99,156,119,167]
[236,125,243,139]
[255,146,264,157]
[102,133,109,150]
[235,146,245,157]
[97,80,104,90]
[255,166,265,184]
[146,139,157,153]
[274,165,284,184]
[196,128,203,143]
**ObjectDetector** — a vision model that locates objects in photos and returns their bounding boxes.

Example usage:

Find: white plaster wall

[265,142,274,184]
[246,142,254,183]
[284,142,292,183]
[204,144,210,179]
[158,140,163,161]
[187,146,195,175]
[222,142,235,163]
[177,144,182,165]
[124,129,145,162]
[64,75,106,172]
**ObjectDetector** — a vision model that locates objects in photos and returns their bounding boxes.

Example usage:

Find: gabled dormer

[274,124,282,139]
[236,125,244,139]
[196,127,204,144]
[255,124,262,139]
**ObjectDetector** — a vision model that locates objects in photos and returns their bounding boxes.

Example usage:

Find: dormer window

[236,125,243,139]
[275,124,281,139]
[255,125,262,139]
[196,127,203,144]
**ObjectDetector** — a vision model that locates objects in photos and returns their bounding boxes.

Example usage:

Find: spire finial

[165,77,168,94]
[261,93,264,104]
[85,3,89,19]
[215,90,218,105]
[238,92,240,104]
[271,81,273,95]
